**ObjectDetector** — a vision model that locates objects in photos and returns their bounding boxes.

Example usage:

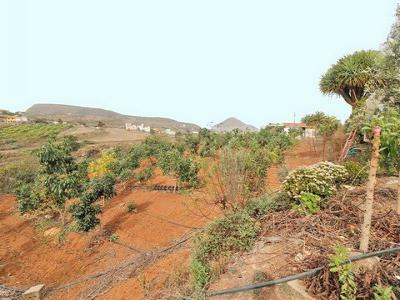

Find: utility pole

[293,112,296,124]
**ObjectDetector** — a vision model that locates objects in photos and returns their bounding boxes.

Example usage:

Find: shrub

[16,138,85,223]
[210,147,272,210]
[244,194,278,218]
[88,150,118,178]
[343,161,368,185]
[15,181,42,214]
[329,245,357,300]
[190,258,211,290]
[373,285,393,300]
[176,158,199,188]
[0,161,37,194]
[201,212,259,253]
[127,202,137,213]
[191,210,259,288]
[293,192,321,215]
[283,162,348,200]
[109,233,119,242]
[135,167,154,183]
[157,149,181,176]
[71,175,116,232]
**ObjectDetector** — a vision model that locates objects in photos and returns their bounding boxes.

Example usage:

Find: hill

[25,104,200,132]
[211,117,258,132]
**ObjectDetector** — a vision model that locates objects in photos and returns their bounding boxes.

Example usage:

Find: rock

[350,251,380,274]
[22,284,45,300]
[382,177,398,189]
[43,227,60,237]
[265,236,283,243]
[269,280,315,300]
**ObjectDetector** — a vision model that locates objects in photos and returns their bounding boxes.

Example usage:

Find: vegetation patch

[0,123,67,141]
[283,161,348,201]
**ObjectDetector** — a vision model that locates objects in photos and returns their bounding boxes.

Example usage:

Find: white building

[15,116,28,123]
[125,123,151,133]
[164,128,176,136]
[283,123,316,138]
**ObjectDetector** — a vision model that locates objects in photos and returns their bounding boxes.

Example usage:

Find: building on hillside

[163,128,176,136]
[125,123,151,133]
[0,115,28,123]
[283,122,316,138]
[15,116,28,123]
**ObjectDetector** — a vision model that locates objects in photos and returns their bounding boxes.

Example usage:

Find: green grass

[0,124,69,141]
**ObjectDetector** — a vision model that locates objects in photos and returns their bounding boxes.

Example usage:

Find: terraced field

[0,124,69,141]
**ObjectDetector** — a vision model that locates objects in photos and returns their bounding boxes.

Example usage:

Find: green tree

[380,5,400,107]
[302,112,340,159]
[16,138,85,225]
[320,50,385,110]
[369,109,400,214]
[71,175,116,231]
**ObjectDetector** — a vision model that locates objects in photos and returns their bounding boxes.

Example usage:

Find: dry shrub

[261,186,400,299]
[208,147,271,210]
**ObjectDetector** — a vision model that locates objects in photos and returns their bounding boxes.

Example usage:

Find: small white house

[125,123,151,133]
[15,116,28,123]
[283,123,316,138]
[164,128,176,136]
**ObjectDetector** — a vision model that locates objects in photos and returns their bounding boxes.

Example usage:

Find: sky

[1,1,399,128]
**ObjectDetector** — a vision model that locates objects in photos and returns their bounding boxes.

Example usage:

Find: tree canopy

[320,50,385,109]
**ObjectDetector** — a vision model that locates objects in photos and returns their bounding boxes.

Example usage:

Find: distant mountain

[25,104,200,132]
[211,117,258,132]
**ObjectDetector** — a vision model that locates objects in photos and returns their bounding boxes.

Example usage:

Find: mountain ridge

[211,117,258,132]
[25,103,200,132]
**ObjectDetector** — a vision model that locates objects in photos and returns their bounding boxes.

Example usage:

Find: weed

[109,233,119,242]
[329,245,357,300]
[373,285,393,300]
[191,210,259,289]
[127,202,137,213]
[293,192,321,215]
[343,161,368,185]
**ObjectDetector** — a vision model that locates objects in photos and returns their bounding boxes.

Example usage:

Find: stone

[269,280,315,300]
[22,284,45,300]
[43,227,60,237]
[350,252,380,274]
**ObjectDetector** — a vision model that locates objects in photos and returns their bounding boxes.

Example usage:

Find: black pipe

[207,246,400,297]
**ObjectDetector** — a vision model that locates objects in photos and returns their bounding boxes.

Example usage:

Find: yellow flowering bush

[88,151,118,178]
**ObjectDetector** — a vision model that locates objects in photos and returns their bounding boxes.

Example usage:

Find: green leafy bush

[135,167,154,183]
[71,175,116,231]
[191,210,259,288]
[244,194,278,218]
[127,202,137,213]
[343,161,368,185]
[16,138,86,221]
[176,157,199,188]
[293,192,321,215]
[329,245,357,300]
[373,285,393,300]
[190,258,211,290]
[283,162,348,200]
[157,149,181,176]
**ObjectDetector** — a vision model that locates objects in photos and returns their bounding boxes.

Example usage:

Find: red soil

[0,139,325,300]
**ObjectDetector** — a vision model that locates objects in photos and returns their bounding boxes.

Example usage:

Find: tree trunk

[360,128,381,252]
[397,171,400,214]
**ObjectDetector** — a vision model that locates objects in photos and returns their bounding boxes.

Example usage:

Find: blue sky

[1,1,398,128]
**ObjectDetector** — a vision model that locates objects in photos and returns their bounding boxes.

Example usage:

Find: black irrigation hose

[207,246,400,297]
